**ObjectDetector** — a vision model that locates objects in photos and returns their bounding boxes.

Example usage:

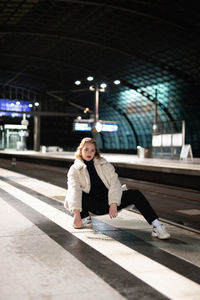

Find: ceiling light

[100,83,107,89]
[114,80,120,85]
[89,86,95,91]
[75,80,81,85]
[87,76,94,81]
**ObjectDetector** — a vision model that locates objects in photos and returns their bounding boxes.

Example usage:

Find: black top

[83,159,108,199]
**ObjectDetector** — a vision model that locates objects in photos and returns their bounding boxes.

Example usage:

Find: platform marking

[0,178,200,300]
[0,196,126,300]
[1,168,200,267]
[0,168,67,201]
[176,209,200,215]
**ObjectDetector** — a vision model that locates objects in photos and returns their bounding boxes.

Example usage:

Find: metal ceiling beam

[0,109,76,117]
[52,0,196,32]
[102,100,139,146]
[120,79,175,123]
[0,31,197,86]
[0,53,94,74]
[1,0,193,32]
[0,69,56,86]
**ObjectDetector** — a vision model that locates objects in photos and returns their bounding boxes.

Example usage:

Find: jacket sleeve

[105,162,122,206]
[66,166,82,212]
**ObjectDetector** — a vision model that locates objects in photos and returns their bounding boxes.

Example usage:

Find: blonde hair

[75,137,101,160]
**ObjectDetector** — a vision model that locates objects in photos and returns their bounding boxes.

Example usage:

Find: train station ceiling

[0,0,200,153]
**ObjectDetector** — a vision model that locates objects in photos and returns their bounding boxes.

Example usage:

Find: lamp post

[88,81,107,141]
[74,77,120,143]
[93,82,100,141]
[33,100,41,151]
[153,89,158,134]
[94,81,99,126]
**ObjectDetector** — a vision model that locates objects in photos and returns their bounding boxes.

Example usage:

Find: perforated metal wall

[0,1,199,155]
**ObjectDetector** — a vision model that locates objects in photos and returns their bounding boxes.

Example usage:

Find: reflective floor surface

[0,167,200,299]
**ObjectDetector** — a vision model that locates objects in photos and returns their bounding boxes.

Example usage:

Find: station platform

[0,149,200,190]
[0,167,200,299]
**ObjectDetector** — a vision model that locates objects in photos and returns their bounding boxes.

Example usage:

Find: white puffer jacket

[64,157,126,212]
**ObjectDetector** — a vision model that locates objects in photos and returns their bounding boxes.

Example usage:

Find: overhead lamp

[87,76,94,81]
[114,80,120,85]
[28,103,33,108]
[100,83,107,89]
[89,86,95,91]
[75,80,81,85]
[84,107,90,113]
[16,101,20,105]
[34,102,39,107]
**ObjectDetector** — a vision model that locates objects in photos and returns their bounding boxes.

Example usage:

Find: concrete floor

[0,167,200,299]
[0,157,199,231]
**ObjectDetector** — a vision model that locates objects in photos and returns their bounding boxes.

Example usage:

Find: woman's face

[81,142,96,161]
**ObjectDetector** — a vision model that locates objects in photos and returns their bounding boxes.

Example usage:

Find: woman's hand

[73,210,83,228]
[109,203,118,219]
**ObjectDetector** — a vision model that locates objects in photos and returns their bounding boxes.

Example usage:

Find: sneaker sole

[83,223,93,228]
[152,234,170,240]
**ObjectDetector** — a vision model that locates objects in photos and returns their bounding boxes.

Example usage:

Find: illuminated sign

[4,124,27,129]
[101,123,118,132]
[74,122,92,131]
[95,121,119,132]
[0,99,32,117]
[74,119,119,132]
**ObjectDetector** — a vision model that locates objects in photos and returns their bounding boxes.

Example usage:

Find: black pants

[80,189,158,224]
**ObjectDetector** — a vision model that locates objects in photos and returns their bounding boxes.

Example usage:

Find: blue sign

[101,123,118,132]
[74,122,92,131]
[74,119,119,132]
[0,99,32,117]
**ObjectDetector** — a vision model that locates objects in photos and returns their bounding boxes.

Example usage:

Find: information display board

[0,99,32,117]
[73,122,92,131]
[73,119,118,132]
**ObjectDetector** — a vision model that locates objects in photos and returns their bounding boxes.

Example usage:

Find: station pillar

[34,115,40,151]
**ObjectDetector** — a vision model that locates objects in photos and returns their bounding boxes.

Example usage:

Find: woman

[65,137,170,239]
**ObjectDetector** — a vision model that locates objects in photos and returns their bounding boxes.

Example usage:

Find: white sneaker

[82,216,93,228]
[152,224,170,240]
